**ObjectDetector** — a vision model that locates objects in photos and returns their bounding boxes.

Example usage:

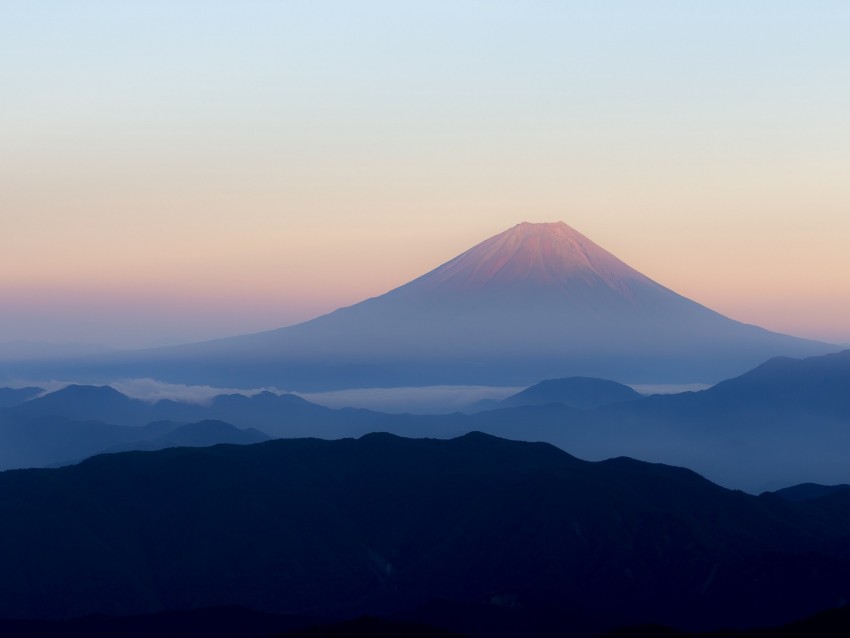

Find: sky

[2,1,848,348]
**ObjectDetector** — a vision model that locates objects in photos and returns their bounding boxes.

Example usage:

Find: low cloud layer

[3,378,284,405]
[3,377,710,412]
[108,379,285,404]
[630,383,712,395]
[297,385,524,414]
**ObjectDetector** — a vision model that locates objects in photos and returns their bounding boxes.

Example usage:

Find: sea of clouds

[3,378,711,413]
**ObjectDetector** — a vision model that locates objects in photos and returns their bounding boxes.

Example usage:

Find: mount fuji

[16,222,835,389]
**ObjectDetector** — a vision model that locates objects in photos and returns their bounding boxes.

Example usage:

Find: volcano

[22,222,836,389]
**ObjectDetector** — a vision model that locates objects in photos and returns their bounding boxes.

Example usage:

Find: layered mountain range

[4,348,850,491]
[3,347,850,635]
[3,222,835,390]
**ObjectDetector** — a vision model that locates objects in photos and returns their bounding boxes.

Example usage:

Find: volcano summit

[18,222,835,389]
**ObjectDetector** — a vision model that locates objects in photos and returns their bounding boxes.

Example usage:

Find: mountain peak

[510,220,574,233]
[41,384,130,403]
[398,220,651,298]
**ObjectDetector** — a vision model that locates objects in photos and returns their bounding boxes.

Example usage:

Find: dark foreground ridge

[2,433,850,636]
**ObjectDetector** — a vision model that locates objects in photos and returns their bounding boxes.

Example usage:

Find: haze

[2,2,849,348]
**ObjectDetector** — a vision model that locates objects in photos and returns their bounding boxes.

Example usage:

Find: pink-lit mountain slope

[27,222,836,390]
[398,221,656,297]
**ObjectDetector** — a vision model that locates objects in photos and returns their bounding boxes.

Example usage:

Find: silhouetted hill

[0,386,42,407]
[609,348,850,426]
[498,376,642,409]
[560,349,850,490]
[0,414,177,469]
[12,384,144,423]
[0,407,274,471]
[9,386,380,435]
[2,433,850,637]
[702,349,850,420]
[98,420,271,454]
[770,483,850,502]
[0,385,386,470]
[197,391,381,438]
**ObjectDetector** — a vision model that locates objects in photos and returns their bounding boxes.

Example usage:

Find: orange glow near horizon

[3,215,848,348]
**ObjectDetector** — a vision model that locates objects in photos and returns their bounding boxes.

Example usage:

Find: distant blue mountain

[534,348,850,491]
[12,384,140,422]
[770,483,850,502]
[8,385,381,436]
[0,386,42,408]
[99,420,270,454]
[7,222,836,390]
[498,376,642,409]
[0,386,289,469]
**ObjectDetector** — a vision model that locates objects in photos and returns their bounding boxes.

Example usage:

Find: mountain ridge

[3,432,850,635]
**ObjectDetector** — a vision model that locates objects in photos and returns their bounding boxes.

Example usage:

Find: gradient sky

[2,1,848,348]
